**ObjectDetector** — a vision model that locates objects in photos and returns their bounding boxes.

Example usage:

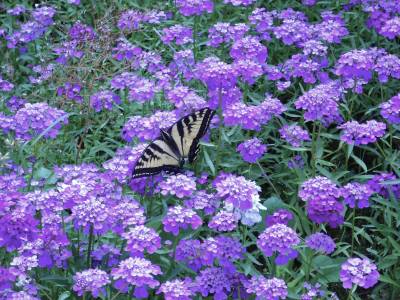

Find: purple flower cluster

[341,183,373,208]
[162,206,202,236]
[176,0,214,16]
[209,210,239,232]
[299,176,344,228]
[236,138,267,163]
[257,224,300,265]
[69,21,96,42]
[230,36,268,63]
[265,209,294,227]
[118,9,168,31]
[279,124,311,147]
[214,173,261,209]
[161,25,193,45]
[0,76,14,91]
[340,257,380,289]
[157,279,194,300]
[73,269,110,297]
[1,103,68,141]
[5,96,26,112]
[380,93,400,125]
[90,90,121,112]
[295,81,343,125]
[57,82,83,103]
[305,232,336,254]
[122,111,177,142]
[367,172,400,199]
[158,174,197,198]
[111,257,162,295]
[224,0,256,6]
[339,120,386,145]
[245,276,288,300]
[207,23,249,47]
[122,225,161,256]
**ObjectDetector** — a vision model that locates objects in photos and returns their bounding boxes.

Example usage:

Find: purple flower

[112,39,142,61]
[295,81,343,125]
[73,269,110,298]
[338,120,386,145]
[122,110,177,142]
[214,173,261,210]
[184,190,219,215]
[166,86,207,114]
[224,0,256,5]
[128,78,158,103]
[341,183,373,208]
[374,54,400,83]
[302,0,316,5]
[208,210,239,232]
[162,205,202,236]
[161,25,193,45]
[5,96,26,112]
[202,236,244,270]
[170,50,196,81]
[237,138,267,163]
[299,176,344,228]
[32,6,56,26]
[301,283,324,300]
[273,18,312,47]
[367,172,400,199]
[57,82,83,103]
[69,22,96,41]
[90,90,121,112]
[0,77,14,92]
[110,197,146,233]
[340,258,380,289]
[245,276,288,300]
[207,23,249,47]
[7,5,26,16]
[29,64,55,84]
[11,103,68,141]
[195,56,238,90]
[381,17,400,40]
[288,155,305,169]
[265,209,293,227]
[257,224,300,265]
[175,239,204,271]
[176,0,214,16]
[313,11,349,44]
[118,10,143,31]
[305,232,336,254]
[279,124,311,147]
[53,40,84,64]
[111,257,162,295]
[157,278,194,300]
[380,93,400,124]
[193,267,232,299]
[234,59,264,84]
[249,8,274,40]
[123,225,161,256]
[158,174,197,198]
[230,36,268,64]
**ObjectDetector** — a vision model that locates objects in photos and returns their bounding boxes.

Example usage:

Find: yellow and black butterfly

[132,108,215,178]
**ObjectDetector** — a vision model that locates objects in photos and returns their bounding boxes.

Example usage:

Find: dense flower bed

[1,0,400,299]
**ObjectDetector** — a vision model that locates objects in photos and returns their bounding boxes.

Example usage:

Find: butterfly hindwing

[132,138,181,178]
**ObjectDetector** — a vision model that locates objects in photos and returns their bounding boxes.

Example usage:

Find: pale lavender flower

[265,209,293,227]
[158,174,197,198]
[381,17,400,40]
[338,120,386,145]
[175,239,203,271]
[207,22,249,47]
[279,124,311,147]
[245,276,288,300]
[301,283,324,300]
[340,258,379,289]
[128,78,158,103]
[313,11,348,44]
[257,224,300,265]
[374,54,400,83]
[367,172,400,199]
[305,233,336,254]
[111,257,162,294]
[193,267,232,299]
[161,25,193,45]
[5,96,26,112]
[230,36,268,63]
[341,183,373,208]
[209,210,239,232]
[157,279,194,300]
[237,138,267,163]
[234,59,264,84]
[73,269,110,297]
[0,77,14,91]
[162,206,202,236]
[176,0,214,16]
[69,22,96,41]
[7,5,26,16]
[90,90,121,112]
[184,190,219,215]
[224,0,256,6]
[249,8,274,40]
[380,94,400,124]
[118,10,143,31]
[122,225,161,256]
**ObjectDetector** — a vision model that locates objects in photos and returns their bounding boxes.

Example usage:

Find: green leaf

[203,150,215,175]
[350,154,368,172]
[58,291,71,300]
[35,167,52,179]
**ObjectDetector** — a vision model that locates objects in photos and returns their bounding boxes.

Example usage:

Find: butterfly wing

[168,108,215,163]
[132,138,181,179]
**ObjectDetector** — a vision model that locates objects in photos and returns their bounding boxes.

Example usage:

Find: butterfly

[132,108,215,178]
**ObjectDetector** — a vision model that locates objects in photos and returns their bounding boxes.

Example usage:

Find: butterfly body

[132,108,215,178]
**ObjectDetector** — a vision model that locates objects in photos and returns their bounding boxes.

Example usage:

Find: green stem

[87,224,94,268]
[310,122,320,176]
[193,16,199,61]
[215,87,224,171]
[256,161,280,198]
[351,206,356,256]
